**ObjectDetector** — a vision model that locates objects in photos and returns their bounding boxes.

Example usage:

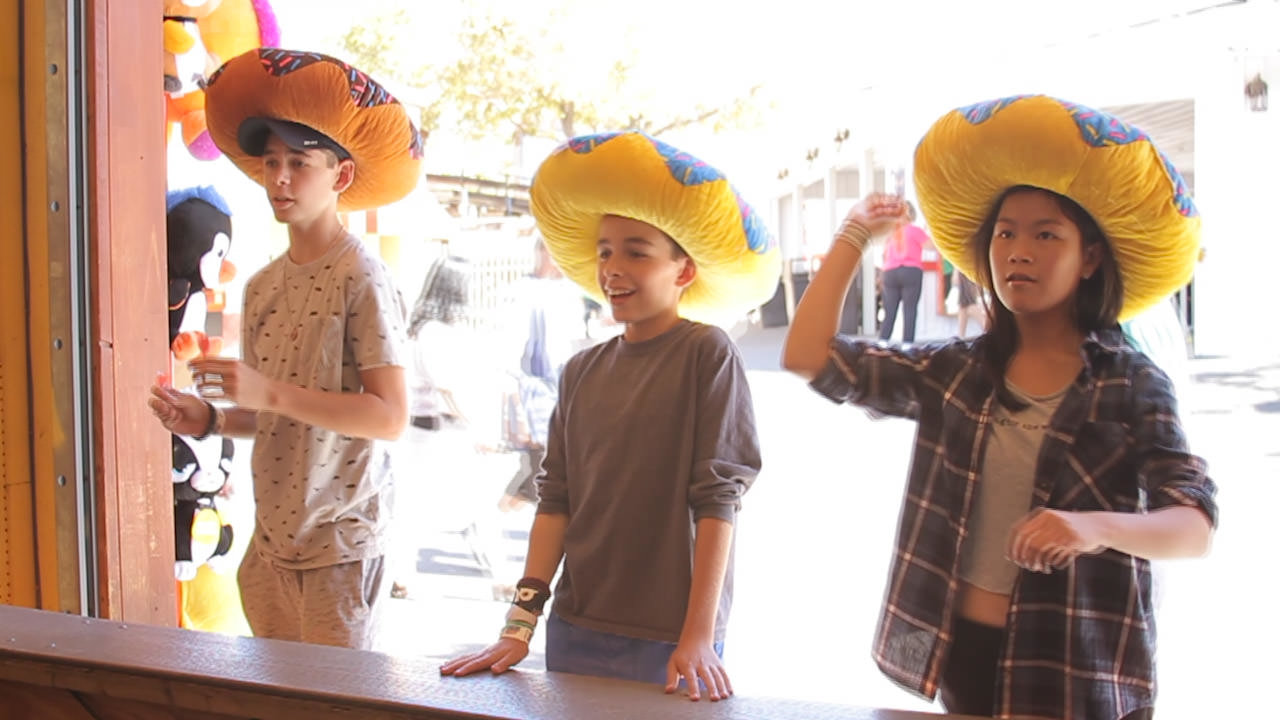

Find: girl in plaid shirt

[783,96,1217,720]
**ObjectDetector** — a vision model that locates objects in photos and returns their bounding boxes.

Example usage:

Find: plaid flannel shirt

[810,328,1217,720]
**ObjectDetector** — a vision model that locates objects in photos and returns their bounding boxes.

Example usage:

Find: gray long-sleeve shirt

[536,320,761,644]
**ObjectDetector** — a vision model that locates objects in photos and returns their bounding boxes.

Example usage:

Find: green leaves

[335,2,764,147]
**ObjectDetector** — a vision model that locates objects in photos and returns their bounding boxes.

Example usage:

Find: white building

[766,0,1278,357]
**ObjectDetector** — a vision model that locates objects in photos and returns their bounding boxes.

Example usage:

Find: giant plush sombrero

[204,48,423,211]
[529,131,780,323]
[913,94,1200,320]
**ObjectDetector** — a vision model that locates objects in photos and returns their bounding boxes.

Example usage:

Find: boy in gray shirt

[443,131,779,700]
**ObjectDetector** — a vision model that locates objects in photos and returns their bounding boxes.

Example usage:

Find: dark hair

[971,185,1123,407]
[408,256,470,336]
[601,213,689,260]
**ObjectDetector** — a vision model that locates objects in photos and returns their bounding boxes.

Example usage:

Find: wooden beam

[85,0,175,624]
[0,605,983,720]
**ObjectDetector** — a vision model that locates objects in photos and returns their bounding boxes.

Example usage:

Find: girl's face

[988,189,1102,321]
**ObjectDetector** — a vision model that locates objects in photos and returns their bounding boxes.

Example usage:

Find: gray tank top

[958,381,1067,594]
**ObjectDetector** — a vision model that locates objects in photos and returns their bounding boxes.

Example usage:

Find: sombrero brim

[205,48,422,212]
[530,132,780,323]
[913,95,1200,320]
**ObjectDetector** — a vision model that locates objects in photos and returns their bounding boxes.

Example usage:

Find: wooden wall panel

[1,0,39,609]
[0,682,99,720]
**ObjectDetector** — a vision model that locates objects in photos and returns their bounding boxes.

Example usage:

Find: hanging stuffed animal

[164,1,225,160]
[164,0,280,161]
[167,186,236,360]
[199,0,280,70]
[172,434,236,580]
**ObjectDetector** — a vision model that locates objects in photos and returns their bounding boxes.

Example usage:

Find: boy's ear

[676,256,697,289]
[334,158,356,194]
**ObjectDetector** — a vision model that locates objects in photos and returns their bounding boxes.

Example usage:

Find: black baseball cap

[236,117,352,160]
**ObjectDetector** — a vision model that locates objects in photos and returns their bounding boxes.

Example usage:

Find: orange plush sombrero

[913,95,1200,320]
[530,131,780,323]
[205,48,422,211]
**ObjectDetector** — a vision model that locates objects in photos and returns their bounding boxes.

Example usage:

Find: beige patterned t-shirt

[240,234,405,569]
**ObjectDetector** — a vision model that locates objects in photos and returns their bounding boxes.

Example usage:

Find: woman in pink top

[879,202,929,342]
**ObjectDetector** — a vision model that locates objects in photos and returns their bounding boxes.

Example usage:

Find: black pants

[939,618,1155,719]
[879,266,923,342]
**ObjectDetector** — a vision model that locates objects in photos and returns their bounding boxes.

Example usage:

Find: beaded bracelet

[500,618,536,644]
[498,605,540,643]
[834,218,873,253]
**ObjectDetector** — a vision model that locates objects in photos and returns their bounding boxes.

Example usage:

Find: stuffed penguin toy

[167,186,235,360]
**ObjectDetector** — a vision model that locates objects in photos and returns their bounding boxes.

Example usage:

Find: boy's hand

[149,374,209,436]
[1007,508,1106,573]
[841,193,909,238]
[189,357,274,411]
[665,639,732,701]
[439,638,529,677]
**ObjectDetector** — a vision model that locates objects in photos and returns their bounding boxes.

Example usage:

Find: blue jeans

[544,612,724,685]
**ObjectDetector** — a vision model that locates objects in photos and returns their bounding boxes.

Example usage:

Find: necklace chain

[281,224,346,342]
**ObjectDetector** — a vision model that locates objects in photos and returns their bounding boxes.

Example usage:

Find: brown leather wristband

[192,400,217,440]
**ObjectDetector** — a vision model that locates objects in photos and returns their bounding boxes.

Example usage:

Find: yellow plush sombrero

[913,94,1200,320]
[205,48,422,212]
[530,132,780,323]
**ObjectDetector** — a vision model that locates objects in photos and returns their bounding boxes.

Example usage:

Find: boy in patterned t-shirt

[148,50,421,649]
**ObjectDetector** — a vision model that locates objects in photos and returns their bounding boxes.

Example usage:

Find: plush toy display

[204,48,425,211]
[166,185,239,583]
[164,0,280,161]
[167,186,236,360]
[913,94,1200,320]
[529,131,780,323]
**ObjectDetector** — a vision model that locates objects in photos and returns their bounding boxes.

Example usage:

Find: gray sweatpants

[237,539,386,650]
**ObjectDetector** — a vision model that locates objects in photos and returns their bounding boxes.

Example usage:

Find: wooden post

[85,0,176,624]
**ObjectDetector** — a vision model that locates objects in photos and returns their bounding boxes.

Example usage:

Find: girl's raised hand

[842,193,909,237]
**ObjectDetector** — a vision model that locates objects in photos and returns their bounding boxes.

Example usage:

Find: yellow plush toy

[199,0,280,68]
[913,94,1200,320]
[530,131,780,323]
[163,0,279,161]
